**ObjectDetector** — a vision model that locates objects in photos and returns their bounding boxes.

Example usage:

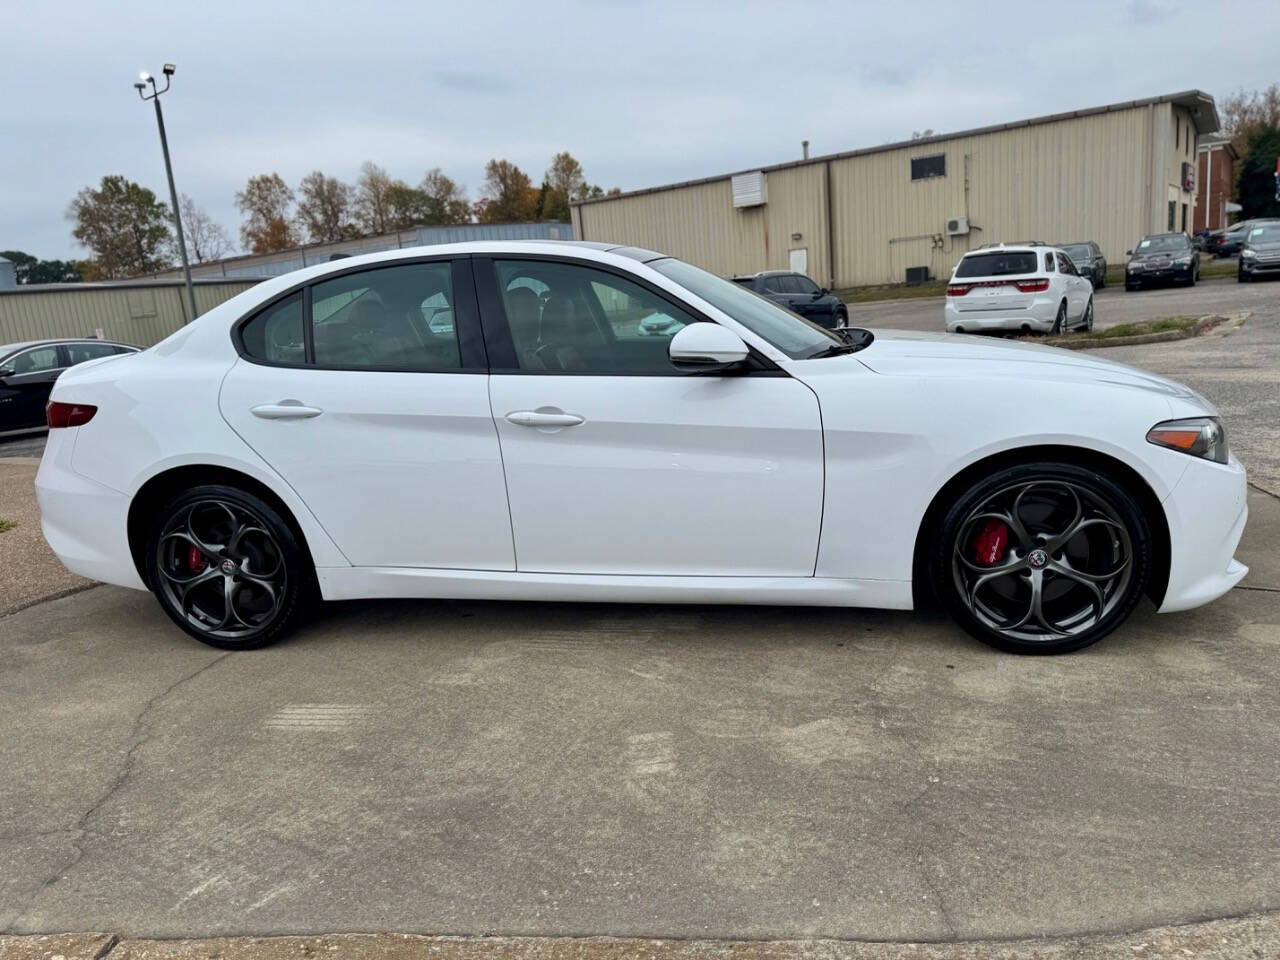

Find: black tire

[930,462,1152,655]
[1081,298,1094,332]
[835,306,848,327]
[1051,301,1067,336]
[145,484,311,650]
[1239,269,1249,283]
[1098,270,1106,289]
[1125,281,1137,292]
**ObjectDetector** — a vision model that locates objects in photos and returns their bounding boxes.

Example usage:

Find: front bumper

[1240,257,1280,277]
[1127,264,1194,284]
[35,428,146,591]
[944,298,1057,333]
[1158,453,1248,613]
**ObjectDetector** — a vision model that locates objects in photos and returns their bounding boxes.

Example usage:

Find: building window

[1168,201,1176,231]
[910,154,946,180]
[1175,117,1180,150]
[1181,203,1188,232]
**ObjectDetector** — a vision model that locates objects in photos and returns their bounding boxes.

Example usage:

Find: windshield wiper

[805,342,859,359]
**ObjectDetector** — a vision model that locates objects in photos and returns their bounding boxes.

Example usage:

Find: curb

[1058,312,1243,350]
[5,912,1280,959]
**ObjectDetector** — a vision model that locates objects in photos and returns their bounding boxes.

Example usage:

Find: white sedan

[36,241,1248,654]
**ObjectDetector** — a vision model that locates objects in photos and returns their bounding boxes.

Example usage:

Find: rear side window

[65,342,122,365]
[954,252,1038,278]
[241,293,305,365]
[1044,252,1055,271]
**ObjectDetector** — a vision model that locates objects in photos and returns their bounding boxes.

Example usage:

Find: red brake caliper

[972,519,1009,566]
[187,545,208,574]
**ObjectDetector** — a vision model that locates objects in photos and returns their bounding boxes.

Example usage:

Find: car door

[790,274,825,318]
[476,255,825,577]
[219,257,515,570]
[760,274,793,312]
[1056,253,1087,319]
[0,344,65,430]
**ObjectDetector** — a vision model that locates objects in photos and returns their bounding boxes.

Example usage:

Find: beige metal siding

[572,99,1186,288]
[0,282,259,347]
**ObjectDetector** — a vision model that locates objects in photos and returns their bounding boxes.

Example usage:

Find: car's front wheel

[931,463,1152,654]
[145,484,310,650]
[835,306,848,327]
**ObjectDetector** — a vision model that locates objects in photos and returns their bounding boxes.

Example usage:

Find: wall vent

[731,171,767,208]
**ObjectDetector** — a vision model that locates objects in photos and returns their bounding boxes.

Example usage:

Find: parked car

[1215,220,1265,257]
[730,271,848,328]
[1238,222,1280,282]
[1124,234,1199,290]
[0,339,139,437]
[38,241,1246,656]
[944,245,1094,335]
[1059,242,1107,289]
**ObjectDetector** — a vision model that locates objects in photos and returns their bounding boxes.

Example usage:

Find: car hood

[1246,241,1280,253]
[846,329,1210,404]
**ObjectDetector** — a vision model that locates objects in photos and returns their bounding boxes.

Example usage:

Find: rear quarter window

[954,252,1039,278]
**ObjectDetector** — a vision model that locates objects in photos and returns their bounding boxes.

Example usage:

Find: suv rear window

[954,252,1038,278]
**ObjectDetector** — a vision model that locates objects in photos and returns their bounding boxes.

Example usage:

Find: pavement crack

[898,781,959,940]
[1236,584,1280,594]
[1249,481,1280,501]
[92,933,122,960]
[3,652,232,934]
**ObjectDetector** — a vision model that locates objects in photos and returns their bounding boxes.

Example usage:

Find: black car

[1238,222,1280,282]
[1060,241,1107,289]
[1123,233,1199,291]
[0,339,139,436]
[731,271,848,328]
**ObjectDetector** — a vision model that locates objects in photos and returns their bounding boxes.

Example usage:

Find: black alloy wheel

[146,484,310,649]
[932,463,1151,654]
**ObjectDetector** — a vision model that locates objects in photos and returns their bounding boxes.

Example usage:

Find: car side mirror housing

[0,365,13,381]
[668,323,749,371]
[1125,250,1133,256]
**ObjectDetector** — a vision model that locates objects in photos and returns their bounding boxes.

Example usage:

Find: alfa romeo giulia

[36,241,1248,654]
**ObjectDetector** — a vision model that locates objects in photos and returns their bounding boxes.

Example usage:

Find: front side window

[1056,253,1077,276]
[312,262,459,370]
[10,346,61,375]
[762,275,788,293]
[649,258,843,359]
[792,275,821,295]
[494,259,697,374]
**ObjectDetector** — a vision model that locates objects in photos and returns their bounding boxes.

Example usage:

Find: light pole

[135,64,198,324]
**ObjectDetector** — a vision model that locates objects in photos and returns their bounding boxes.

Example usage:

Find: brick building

[1193,136,1238,232]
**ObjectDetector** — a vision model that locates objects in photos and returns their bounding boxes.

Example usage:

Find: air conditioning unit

[731,171,767,208]
[946,216,970,236]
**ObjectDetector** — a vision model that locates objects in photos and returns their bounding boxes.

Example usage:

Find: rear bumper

[944,298,1057,333]
[1158,453,1248,613]
[35,429,146,591]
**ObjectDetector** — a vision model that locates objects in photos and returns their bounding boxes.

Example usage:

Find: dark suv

[1124,233,1199,290]
[731,271,848,328]
[1060,241,1107,289]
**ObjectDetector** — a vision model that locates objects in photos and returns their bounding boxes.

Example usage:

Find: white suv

[944,245,1095,335]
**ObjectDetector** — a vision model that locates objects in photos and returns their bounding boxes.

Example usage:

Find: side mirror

[0,365,13,381]
[668,323,749,371]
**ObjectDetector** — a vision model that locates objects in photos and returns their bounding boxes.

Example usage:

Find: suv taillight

[47,402,97,428]
[1014,279,1050,293]
[946,284,972,297]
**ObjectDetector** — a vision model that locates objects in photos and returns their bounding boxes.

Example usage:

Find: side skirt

[316,567,915,610]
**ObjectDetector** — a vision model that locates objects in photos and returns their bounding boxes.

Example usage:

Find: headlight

[1147,417,1228,464]
[1174,256,1192,266]
[1242,248,1257,259]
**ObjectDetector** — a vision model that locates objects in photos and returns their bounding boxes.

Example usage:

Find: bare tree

[296,171,356,243]
[1220,84,1280,155]
[175,193,232,263]
[235,173,298,253]
[354,161,396,234]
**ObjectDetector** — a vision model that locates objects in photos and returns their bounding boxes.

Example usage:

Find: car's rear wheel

[145,484,309,650]
[1081,298,1094,332]
[931,463,1151,654]
[1050,301,1067,335]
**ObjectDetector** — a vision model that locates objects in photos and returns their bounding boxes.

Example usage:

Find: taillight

[947,284,972,297]
[1014,279,1050,293]
[47,401,97,428]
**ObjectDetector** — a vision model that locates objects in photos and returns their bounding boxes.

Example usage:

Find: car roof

[1141,232,1189,239]
[962,245,1051,256]
[0,338,137,356]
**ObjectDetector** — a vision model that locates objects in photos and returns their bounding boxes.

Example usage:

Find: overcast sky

[3,0,1278,261]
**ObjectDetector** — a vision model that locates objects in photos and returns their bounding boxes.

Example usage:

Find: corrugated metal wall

[0,281,259,347]
[574,101,1200,288]
[157,222,575,281]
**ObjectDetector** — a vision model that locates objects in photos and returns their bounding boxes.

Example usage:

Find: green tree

[354,161,396,234]
[0,250,83,284]
[420,168,471,224]
[540,151,586,221]
[296,171,357,242]
[66,175,173,278]
[235,173,298,253]
[477,159,538,223]
[1236,124,1280,219]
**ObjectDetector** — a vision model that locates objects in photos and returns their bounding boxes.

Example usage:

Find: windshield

[1248,225,1280,244]
[1062,244,1092,260]
[649,258,846,359]
[954,251,1038,277]
[1136,236,1189,253]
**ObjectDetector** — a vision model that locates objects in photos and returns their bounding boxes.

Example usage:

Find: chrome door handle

[505,410,585,428]
[251,401,323,420]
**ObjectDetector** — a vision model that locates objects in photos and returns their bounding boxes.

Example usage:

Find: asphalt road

[853,274,1273,333]
[2,278,1279,948]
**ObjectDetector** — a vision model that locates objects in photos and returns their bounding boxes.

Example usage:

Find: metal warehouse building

[570,91,1218,288]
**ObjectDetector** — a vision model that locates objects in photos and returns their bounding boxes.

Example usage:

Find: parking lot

[2,276,1278,952]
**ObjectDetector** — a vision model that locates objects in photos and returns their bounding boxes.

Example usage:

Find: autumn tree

[174,194,232,263]
[235,173,298,253]
[354,162,397,234]
[0,250,83,284]
[67,175,172,278]
[296,171,356,242]
[420,168,471,223]
[1220,84,1280,156]
[540,151,586,221]
[477,159,538,223]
